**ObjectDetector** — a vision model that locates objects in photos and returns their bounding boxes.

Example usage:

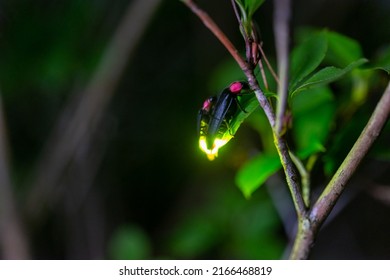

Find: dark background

[0,0,389,259]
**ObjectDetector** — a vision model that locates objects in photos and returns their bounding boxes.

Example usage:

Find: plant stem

[273,0,290,135]
[258,43,280,84]
[272,0,307,217]
[289,216,314,259]
[289,81,390,259]
[273,134,307,217]
[289,151,311,207]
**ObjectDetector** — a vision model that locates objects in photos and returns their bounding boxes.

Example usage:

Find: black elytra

[197,81,249,150]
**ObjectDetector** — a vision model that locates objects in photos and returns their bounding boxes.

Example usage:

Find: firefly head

[202,98,212,111]
[229,81,249,94]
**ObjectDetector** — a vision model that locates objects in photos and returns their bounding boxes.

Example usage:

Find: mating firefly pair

[197,81,251,160]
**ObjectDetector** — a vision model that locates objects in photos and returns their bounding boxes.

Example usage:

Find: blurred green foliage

[165,180,284,259]
[109,225,152,260]
[0,1,102,95]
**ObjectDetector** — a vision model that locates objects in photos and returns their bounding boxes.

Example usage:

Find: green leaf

[234,0,265,36]
[369,45,390,74]
[292,87,335,156]
[292,84,333,113]
[244,0,265,18]
[370,65,390,75]
[291,58,368,96]
[325,31,364,67]
[236,153,282,198]
[234,0,247,23]
[289,32,328,93]
[230,94,260,134]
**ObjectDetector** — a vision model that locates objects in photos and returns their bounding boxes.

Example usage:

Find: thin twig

[230,0,242,25]
[289,151,310,207]
[258,43,280,84]
[272,0,306,217]
[289,81,390,259]
[0,93,30,259]
[273,0,290,135]
[258,59,269,90]
[274,135,307,217]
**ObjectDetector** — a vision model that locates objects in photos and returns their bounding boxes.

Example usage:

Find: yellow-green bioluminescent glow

[199,135,230,161]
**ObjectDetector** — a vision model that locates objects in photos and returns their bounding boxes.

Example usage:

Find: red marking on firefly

[229,82,243,93]
[202,98,212,111]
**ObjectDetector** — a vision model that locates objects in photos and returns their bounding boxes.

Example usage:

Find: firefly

[197,81,250,160]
